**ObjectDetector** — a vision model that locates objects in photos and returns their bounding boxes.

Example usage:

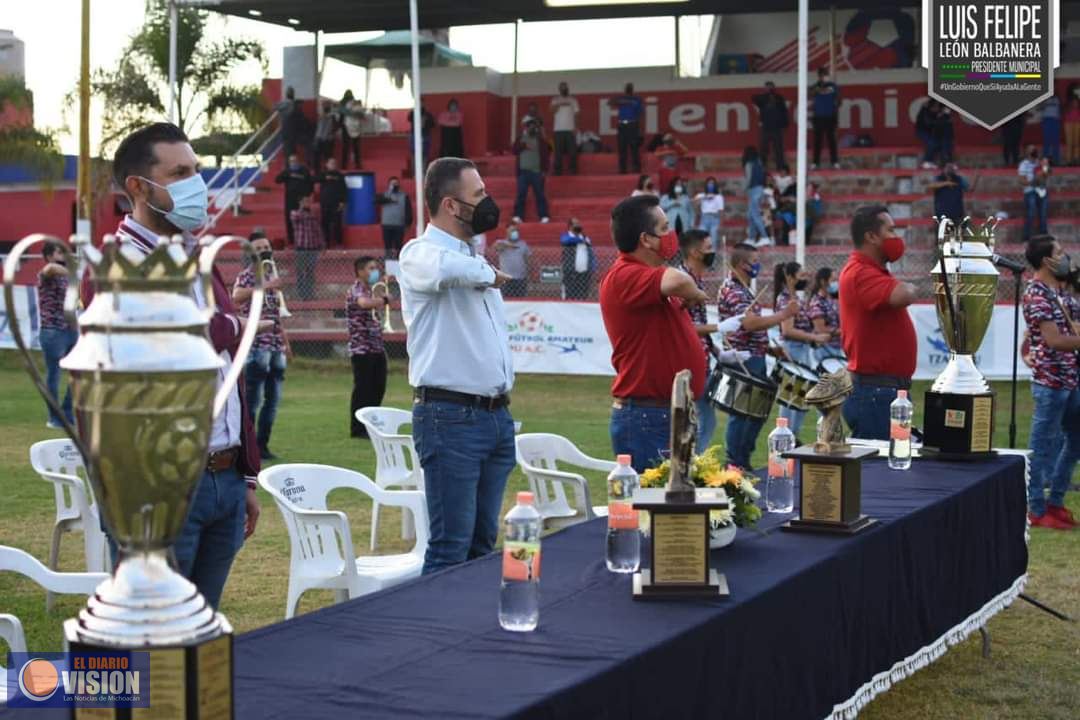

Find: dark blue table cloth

[1,455,1027,720]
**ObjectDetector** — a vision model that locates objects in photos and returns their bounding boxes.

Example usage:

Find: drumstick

[716,330,754,378]
[1053,294,1080,336]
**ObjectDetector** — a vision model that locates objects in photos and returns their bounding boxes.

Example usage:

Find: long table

[232,454,1027,719]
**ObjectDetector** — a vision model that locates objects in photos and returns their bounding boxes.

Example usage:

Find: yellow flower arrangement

[638,445,762,528]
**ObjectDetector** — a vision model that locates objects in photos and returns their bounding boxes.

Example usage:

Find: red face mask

[653,230,679,261]
[882,235,905,263]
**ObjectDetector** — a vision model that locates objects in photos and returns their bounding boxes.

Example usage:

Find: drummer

[717,242,798,469]
[773,262,831,439]
[807,266,843,364]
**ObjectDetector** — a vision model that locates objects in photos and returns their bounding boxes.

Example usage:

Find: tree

[84,0,268,157]
[0,77,64,183]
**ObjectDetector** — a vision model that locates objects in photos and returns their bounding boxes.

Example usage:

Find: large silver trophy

[923,216,998,457]
[2,232,263,719]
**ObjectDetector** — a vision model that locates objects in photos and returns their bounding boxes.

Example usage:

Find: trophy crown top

[84,236,199,291]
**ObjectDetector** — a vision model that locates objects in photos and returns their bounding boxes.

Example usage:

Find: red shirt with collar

[838,251,916,378]
[600,254,707,400]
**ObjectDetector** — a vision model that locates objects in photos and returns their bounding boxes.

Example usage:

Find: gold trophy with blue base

[2,232,264,720]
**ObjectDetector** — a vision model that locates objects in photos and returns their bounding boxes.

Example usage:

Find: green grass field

[1,351,1077,718]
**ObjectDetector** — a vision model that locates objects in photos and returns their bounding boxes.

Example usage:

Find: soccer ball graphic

[843,9,915,69]
[519,311,544,333]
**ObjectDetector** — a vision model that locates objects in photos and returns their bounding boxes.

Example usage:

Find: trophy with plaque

[782,368,877,535]
[922,216,998,458]
[2,232,264,720]
[632,370,729,599]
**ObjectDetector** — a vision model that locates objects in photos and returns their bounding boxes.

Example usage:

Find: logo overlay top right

[924,0,1059,129]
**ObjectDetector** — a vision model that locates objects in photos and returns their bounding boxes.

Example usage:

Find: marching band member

[808,266,843,363]
[1022,234,1080,529]
[716,242,797,469]
[772,261,830,438]
[347,255,390,439]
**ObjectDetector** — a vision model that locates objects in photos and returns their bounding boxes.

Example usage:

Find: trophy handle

[197,235,265,419]
[1,234,89,461]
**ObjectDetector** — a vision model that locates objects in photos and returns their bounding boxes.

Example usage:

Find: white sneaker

[921,161,937,169]
[46,420,63,429]
[540,217,550,224]
[754,237,774,248]
[512,216,523,224]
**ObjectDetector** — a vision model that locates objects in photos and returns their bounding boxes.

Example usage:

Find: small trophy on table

[632,370,729,599]
[782,368,878,535]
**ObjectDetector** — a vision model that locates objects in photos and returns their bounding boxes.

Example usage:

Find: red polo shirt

[838,251,917,378]
[600,254,707,400]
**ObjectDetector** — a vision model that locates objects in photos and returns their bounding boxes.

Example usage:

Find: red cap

[616,454,632,466]
[776,417,789,428]
[517,491,535,505]
[897,390,908,400]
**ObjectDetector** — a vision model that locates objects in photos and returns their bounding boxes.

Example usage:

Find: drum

[771,361,820,411]
[817,353,848,376]
[711,363,778,420]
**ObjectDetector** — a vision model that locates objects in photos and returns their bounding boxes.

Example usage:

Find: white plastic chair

[355,407,424,550]
[28,439,111,611]
[515,433,615,528]
[259,464,429,620]
[0,545,108,671]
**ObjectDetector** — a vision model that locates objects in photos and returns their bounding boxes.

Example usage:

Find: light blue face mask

[368,269,381,284]
[828,280,839,295]
[142,174,209,232]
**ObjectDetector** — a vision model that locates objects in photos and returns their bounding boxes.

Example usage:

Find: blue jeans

[39,327,77,425]
[413,400,516,574]
[1023,191,1048,242]
[842,382,898,441]
[246,349,287,447]
[611,402,671,475]
[724,356,767,469]
[1042,117,1061,165]
[514,170,549,220]
[747,186,768,241]
[1027,383,1080,515]
[695,393,718,454]
[779,341,813,438]
[698,212,721,247]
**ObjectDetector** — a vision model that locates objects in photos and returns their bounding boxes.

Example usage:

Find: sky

[3,2,710,155]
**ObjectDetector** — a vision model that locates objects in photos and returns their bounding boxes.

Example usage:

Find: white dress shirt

[399,223,515,396]
[116,216,243,452]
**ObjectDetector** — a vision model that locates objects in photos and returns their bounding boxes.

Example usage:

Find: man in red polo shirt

[839,205,918,440]
[600,194,709,472]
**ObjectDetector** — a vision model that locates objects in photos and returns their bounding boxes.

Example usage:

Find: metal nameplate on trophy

[923,217,998,459]
[2,232,265,720]
[781,368,878,535]
[632,370,729,600]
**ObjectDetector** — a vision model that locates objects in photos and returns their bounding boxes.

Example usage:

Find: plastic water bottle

[605,454,641,573]
[766,417,796,513]
[499,491,542,632]
[889,390,914,470]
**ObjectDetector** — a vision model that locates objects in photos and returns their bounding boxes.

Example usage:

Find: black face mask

[455,195,500,235]
[702,252,717,269]
[572,225,583,235]
[1051,254,1072,280]
[794,279,808,291]
[258,250,273,262]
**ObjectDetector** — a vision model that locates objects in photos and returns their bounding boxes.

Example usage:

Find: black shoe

[259,445,277,460]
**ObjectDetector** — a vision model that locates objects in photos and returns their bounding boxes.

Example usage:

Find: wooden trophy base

[66,618,234,720]
[633,568,730,599]
[922,390,996,460]
[780,445,877,536]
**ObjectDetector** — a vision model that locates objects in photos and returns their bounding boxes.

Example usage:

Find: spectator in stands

[232,231,291,460]
[660,177,694,237]
[317,157,346,248]
[1040,95,1063,166]
[609,83,644,174]
[470,233,487,258]
[274,154,314,245]
[694,176,724,246]
[932,106,955,165]
[551,82,580,176]
[1002,111,1026,167]
[809,67,840,169]
[752,81,789,169]
[438,98,465,158]
[773,164,795,196]
[742,146,770,246]
[915,98,940,169]
[807,181,824,240]
[927,161,969,224]
[276,85,312,166]
[522,101,544,128]
[494,222,531,298]
[1065,84,1080,165]
[347,255,389,439]
[1019,146,1051,242]
[314,100,339,170]
[512,117,551,224]
[37,239,76,429]
[561,217,595,300]
[375,176,412,257]
[632,173,657,196]
[290,193,324,300]
[373,108,393,135]
[408,104,435,177]
[655,132,689,195]
[340,92,365,169]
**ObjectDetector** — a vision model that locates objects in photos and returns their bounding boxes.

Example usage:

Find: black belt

[414,387,510,411]
[852,373,912,390]
[612,396,668,409]
[206,447,239,473]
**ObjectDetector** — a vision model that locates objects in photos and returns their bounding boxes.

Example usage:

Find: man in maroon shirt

[838,205,918,440]
[600,194,709,473]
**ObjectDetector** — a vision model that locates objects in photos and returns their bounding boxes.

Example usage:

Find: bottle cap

[776,417,789,428]
[616,454,632,466]
[897,390,908,399]
[517,491,535,505]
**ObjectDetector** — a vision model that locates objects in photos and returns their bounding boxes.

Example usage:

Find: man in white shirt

[399,157,517,574]
[550,82,580,176]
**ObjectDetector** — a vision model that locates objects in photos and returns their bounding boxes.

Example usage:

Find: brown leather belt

[206,447,239,473]
[612,396,668,409]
